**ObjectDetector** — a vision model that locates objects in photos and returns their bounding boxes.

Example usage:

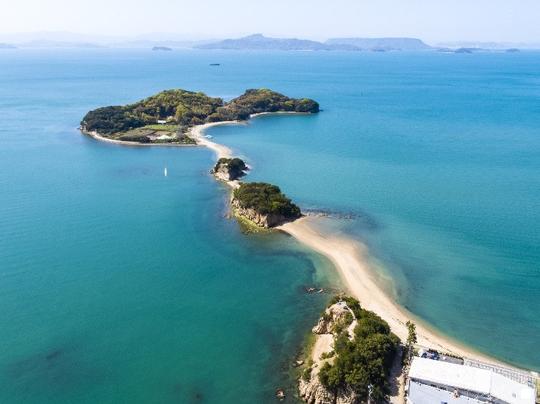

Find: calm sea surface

[0,49,539,402]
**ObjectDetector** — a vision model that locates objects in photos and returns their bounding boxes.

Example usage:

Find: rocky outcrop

[299,378,357,404]
[313,301,353,335]
[231,198,294,228]
[212,157,248,181]
[298,301,359,404]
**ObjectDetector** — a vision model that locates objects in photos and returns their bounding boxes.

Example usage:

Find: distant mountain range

[2,32,539,51]
[196,34,336,51]
[195,34,432,51]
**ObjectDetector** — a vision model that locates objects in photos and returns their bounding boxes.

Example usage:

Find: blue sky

[1,0,539,43]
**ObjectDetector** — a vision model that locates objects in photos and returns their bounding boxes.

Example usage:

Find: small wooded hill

[81,88,319,138]
[231,182,301,227]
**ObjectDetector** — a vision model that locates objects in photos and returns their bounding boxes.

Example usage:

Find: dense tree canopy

[213,157,248,180]
[318,297,400,402]
[81,88,319,138]
[233,182,301,218]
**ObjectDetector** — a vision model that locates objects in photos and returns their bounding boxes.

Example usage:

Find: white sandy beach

[189,121,236,159]
[278,216,513,367]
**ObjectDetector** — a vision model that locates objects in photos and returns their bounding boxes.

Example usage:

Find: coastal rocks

[299,378,357,404]
[231,198,292,228]
[298,301,359,404]
[313,301,352,335]
[211,157,248,181]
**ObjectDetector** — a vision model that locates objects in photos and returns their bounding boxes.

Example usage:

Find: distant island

[196,34,336,51]
[326,37,431,51]
[195,34,431,52]
[152,46,172,51]
[80,88,319,144]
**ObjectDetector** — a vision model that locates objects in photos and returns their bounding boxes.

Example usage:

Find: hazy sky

[1,0,539,43]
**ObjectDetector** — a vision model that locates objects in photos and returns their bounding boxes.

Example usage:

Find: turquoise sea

[1,49,539,402]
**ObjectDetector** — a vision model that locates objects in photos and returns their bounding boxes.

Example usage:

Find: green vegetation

[207,88,319,122]
[233,182,301,218]
[404,320,417,366]
[81,88,319,143]
[318,296,400,402]
[213,157,247,179]
[81,90,222,135]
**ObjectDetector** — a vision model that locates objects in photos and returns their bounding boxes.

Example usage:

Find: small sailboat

[164,167,168,177]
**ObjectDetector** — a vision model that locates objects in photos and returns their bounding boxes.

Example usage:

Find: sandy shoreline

[278,217,516,368]
[82,129,198,147]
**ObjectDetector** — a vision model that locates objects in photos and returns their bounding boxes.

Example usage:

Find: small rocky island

[80,88,319,144]
[299,296,400,404]
[231,182,301,228]
[212,157,248,181]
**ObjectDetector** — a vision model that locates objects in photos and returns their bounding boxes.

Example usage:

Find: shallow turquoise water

[206,51,540,371]
[0,49,539,404]
[0,50,336,403]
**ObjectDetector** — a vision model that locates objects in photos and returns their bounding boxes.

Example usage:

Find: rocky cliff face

[312,301,353,335]
[298,301,358,404]
[231,198,292,228]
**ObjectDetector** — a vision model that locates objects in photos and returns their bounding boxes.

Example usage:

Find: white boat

[204,134,213,139]
[164,167,168,177]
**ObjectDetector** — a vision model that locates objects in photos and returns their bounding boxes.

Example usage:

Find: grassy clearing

[143,124,180,131]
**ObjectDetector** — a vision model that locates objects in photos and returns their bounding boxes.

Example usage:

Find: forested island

[231,182,302,228]
[80,88,319,144]
[212,157,248,181]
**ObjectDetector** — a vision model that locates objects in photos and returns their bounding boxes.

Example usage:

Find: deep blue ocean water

[0,49,539,402]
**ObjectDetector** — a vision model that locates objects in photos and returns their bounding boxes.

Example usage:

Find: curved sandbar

[278,217,512,367]
[195,115,529,372]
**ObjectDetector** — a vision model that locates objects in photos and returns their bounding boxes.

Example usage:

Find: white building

[407,357,536,404]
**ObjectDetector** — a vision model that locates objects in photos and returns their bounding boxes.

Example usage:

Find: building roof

[408,380,485,404]
[409,357,535,404]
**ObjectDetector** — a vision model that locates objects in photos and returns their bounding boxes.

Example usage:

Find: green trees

[318,297,400,402]
[233,182,301,218]
[213,158,248,180]
[81,90,224,135]
[81,88,319,139]
[404,320,417,365]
